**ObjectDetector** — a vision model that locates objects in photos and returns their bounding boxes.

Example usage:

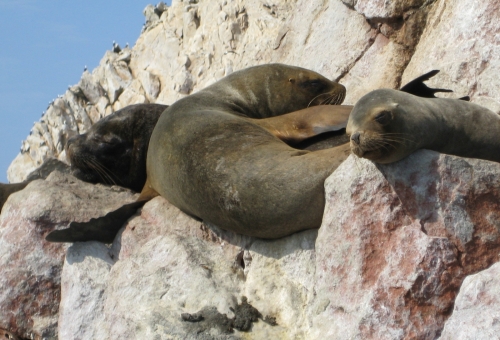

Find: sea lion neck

[198,76,285,119]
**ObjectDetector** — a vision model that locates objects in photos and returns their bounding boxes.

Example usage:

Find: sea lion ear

[289,78,295,83]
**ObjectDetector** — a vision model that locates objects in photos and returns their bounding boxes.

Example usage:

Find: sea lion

[346,88,500,164]
[66,103,167,192]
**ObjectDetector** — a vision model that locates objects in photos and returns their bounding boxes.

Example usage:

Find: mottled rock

[5,0,500,338]
[78,71,105,105]
[58,242,115,340]
[57,151,500,339]
[311,151,500,339]
[440,262,500,339]
[0,172,136,339]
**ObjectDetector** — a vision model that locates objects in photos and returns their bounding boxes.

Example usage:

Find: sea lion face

[67,114,135,187]
[66,104,166,192]
[285,67,346,107]
[347,90,411,163]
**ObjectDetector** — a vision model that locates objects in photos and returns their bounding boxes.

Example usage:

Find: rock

[439,262,500,339]
[0,171,137,339]
[57,151,500,339]
[143,4,161,28]
[58,242,115,340]
[311,151,500,339]
[78,70,105,105]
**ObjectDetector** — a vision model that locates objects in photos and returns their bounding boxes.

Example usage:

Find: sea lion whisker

[82,159,111,184]
[86,159,117,186]
[325,94,337,105]
[332,92,342,105]
[380,136,416,145]
[307,92,331,108]
[378,132,416,144]
[91,160,123,185]
[85,160,115,185]
[319,94,335,106]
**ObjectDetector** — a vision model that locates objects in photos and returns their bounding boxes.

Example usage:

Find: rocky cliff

[3,0,500,339]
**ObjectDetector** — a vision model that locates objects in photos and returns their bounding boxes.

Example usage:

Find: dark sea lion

[0,104,165,213]
[66,103,167,192]
[346,88,500,164]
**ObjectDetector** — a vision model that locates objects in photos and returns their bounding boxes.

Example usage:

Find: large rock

[310,151,500,339]
[0,172,136,339]
[56,151,500,339]
[402,0,500,112]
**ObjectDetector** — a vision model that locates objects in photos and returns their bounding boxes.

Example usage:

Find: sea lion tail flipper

[400,70,456,98]
[45,200,148,243]
[459,96,471,101]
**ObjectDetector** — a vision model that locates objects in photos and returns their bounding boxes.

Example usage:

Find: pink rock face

[313,150,500,339]
[440,262,500,339]
[0,172,136,339]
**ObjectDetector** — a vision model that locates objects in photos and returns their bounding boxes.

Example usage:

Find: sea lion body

[147,64,350,238]
[67,103,167,192]
[347,89,500,163]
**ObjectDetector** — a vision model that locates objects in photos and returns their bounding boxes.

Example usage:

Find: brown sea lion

[346,88,500,164]
[66,103,168,192]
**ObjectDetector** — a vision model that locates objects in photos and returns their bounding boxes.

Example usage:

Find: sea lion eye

[300,79,325,91]
[374,110,391,125]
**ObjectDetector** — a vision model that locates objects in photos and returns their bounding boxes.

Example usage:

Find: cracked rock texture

[5,151,499,339]
[0,172,137,339]
[10,0,500,181]
[3,0,500,339]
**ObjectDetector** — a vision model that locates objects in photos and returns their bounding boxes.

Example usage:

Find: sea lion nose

[351,131,361,145]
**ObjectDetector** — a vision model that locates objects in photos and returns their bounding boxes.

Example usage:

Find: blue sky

[0,1,171,182]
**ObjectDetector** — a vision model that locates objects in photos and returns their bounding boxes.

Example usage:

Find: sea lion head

[346,89,417,164]
[209,64,346,118]
[66,103,167,192]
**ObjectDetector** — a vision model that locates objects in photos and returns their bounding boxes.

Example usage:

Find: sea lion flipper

[400,70,453,98]
[45,200,148,243]
[253,105,353,143]
[400,70,470,99]
[400,70,440,89]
